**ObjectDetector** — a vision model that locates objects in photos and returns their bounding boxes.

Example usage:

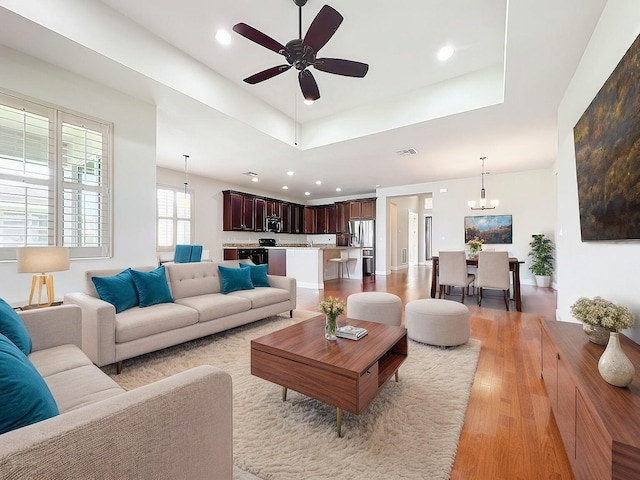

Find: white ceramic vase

[598,332,635,388]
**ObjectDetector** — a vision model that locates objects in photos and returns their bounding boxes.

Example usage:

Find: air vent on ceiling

[396,148,417,156]
[243,171,259,177]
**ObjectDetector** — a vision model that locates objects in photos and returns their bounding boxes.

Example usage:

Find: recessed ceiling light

[305,192,310,196]
[282,186,288,190]
[287,171,294,176]
[251,177,259,182]
[437,45,454,62]
[336,187,342,192]
[315,180,322,185]
[216,29,231,46]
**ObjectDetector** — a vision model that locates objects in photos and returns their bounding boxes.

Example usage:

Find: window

[0,91,112,260]
[157,186,192,249]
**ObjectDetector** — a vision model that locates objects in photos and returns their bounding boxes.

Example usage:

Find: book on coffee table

[336,325,368,340]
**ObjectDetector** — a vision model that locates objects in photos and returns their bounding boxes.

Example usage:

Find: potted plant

[528,233,554,287]
[570,296,635,344]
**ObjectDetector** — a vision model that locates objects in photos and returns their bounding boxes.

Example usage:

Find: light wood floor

[296,266,574,480]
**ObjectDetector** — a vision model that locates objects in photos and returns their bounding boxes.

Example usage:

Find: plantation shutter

[0,90,112,260]
[60,112,111,257]
[0,98,55,261]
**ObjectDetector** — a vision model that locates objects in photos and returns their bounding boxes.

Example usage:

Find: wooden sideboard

[541,320,640,479]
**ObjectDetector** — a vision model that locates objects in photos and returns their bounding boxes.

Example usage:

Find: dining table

[430,255,524,312]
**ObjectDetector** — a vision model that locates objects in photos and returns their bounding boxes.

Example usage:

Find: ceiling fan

[232,0,369,102]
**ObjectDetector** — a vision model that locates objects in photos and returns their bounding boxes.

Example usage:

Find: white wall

[0,46,157,305]
[376,168,556,284]
[556,1,640,341]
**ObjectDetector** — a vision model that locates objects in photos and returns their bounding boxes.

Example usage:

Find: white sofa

[0,304,233,479]
[65,261,296,373]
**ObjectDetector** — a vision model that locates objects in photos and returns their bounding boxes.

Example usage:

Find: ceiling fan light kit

[232,1,369,102]
[468,156,499,210]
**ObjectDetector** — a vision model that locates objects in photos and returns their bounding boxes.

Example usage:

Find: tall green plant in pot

[528,234,555,287]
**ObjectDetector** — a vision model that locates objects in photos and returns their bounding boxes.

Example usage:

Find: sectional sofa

[0,304,233,479]
[64,260,297,373]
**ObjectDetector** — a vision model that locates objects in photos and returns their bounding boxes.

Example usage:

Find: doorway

[425,215,433,261]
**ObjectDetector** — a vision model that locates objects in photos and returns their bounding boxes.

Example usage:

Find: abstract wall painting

[573,32,640,241]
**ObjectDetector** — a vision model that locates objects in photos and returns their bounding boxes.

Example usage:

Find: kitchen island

[283,246,364,289]
[223,243,364,289]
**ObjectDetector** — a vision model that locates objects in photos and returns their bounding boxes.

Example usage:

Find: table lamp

[17,247,70,306]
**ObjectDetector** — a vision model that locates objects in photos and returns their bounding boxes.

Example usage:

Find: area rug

[106,310,481,480]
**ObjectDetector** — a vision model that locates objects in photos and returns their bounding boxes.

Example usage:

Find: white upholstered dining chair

[476,251,510,310]
[438,251,475,303]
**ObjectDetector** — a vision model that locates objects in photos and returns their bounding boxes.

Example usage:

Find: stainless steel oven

[237,248,268,265]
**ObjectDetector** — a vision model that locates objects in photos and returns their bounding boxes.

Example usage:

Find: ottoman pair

[346,293,469,347]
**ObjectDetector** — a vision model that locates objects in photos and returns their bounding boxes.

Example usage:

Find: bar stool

[328,250,350,279]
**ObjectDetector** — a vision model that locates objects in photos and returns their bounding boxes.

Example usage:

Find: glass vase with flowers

[319,296,346,341]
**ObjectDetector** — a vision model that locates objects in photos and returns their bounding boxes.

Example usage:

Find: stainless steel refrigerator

[349,219,375,275]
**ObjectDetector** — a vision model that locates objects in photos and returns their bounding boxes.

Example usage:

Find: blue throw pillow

[239,263,270,288]
[0,298,32,355]
[189,245,203,262]
[129,266,174,307]
[92,270,139,313]
[218,265,255,294]
[0,334,59,434]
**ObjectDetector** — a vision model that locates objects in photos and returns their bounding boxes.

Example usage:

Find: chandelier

[468,156,499,210]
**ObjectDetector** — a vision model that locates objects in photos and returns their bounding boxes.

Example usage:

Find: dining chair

[438,251,475,303]
[476,251,510,310]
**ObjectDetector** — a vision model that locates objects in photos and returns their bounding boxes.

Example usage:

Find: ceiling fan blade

[303,5,343,53]
[314,58,369,78]
[243,65,292,84]
[299,70,320,101]
[232,23,286,55]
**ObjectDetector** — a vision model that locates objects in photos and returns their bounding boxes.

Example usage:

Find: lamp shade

[17,247,70,274]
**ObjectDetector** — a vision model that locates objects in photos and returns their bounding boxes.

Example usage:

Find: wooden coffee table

[251,314,408,436]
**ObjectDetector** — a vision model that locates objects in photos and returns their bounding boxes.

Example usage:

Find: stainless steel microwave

[266,216,281,232]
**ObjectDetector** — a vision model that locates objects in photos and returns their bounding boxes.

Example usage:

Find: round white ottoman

[405,299,470,346]
[347,292,402,326]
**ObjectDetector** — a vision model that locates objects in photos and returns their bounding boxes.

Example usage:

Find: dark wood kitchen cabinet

[313,205,336,234]
[361,199,376,219]
[336,202,348,233]
[326,205,336,233]
[315,206,327,233]
[223,191,255,231]
[223,248,238,260]
[304,206,316,234]
[290,203,305,234]
[266,200,280,218]
[349,198,376,220]
[254,197,266,232]
[280,202,291,233]
[267,249,286,276]
[541,320,640,479]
